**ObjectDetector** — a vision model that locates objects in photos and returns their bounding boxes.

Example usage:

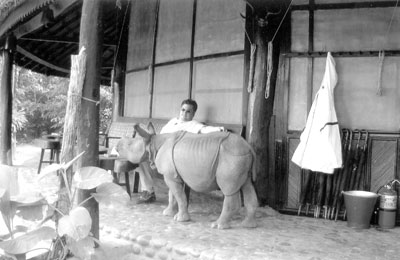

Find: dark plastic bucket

[343,190,379,229]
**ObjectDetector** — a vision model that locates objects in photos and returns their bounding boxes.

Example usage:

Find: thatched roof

[0,0,56,45]
[0,0,126,85]
[0,0,25,22]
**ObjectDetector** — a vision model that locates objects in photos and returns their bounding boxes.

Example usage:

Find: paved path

[10,144,400,260]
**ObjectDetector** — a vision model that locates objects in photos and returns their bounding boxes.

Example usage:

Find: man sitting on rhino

[136,99,224,203]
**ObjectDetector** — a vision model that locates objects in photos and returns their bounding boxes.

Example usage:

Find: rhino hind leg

[240,177,258,228]
[211,191,240,229]
[164,177,190,222]
[162,190,178,217]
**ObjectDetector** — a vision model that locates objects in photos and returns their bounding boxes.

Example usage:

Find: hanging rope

[376,50,385,96]
[112,1,130,71]
[242,0,257,93]
[69,92,100,106]
[247,43,257,93]
[384,0,399,42]
[271,0,294,43]
[148,65,153,95]
[376,0,399,96]
[265,41,273,99]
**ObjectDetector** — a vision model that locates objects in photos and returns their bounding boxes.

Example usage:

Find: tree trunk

[56,47,87,223]
[77,0,103,240]
[245,4,282,206]
[0,35,15,165]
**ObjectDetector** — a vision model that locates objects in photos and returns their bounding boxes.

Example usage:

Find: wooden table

[98,155,140,197]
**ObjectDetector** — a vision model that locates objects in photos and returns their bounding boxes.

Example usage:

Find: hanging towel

[291,52,342,174]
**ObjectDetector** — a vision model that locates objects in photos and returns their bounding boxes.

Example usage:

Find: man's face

[179,104,195,122]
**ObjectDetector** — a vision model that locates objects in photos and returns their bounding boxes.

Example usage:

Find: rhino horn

[133,124,152,141]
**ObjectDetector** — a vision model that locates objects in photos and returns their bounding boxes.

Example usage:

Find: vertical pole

[112,0,130,120]
[0,35,16,165]
[246,18,270,205]
[77,0,103,240]
[246,3,281,206]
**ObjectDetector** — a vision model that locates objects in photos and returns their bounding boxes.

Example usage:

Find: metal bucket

[343,190,379,229]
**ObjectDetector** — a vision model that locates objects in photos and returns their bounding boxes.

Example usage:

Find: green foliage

[0,154,130,260]
[14,68,69,140]
[10,65,113,142]
[99,86,112,133]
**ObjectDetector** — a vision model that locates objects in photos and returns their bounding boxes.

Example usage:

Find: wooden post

[112,1,129,120]
[245,3,281,206]
[77,0,103,240]
[0,35,16,165]
[55,48,87,225]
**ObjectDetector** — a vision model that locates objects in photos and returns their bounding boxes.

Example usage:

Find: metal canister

[378,184,397,229]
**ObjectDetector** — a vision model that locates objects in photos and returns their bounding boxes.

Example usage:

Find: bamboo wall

[275,0,400,222]
[124,0,245,124]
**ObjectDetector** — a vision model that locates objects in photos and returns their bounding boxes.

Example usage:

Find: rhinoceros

[116,123,258,229]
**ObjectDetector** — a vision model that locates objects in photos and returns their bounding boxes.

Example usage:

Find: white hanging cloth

[291,52,342,174]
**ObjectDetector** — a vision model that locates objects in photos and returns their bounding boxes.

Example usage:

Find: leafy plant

[0,153,130,260]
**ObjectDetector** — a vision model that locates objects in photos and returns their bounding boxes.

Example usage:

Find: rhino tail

[250,146,257,182]
[240,138,257,182]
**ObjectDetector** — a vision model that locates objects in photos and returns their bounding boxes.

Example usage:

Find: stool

[36,137,61,174]
[114,159,139,197]
[99,156,139,197]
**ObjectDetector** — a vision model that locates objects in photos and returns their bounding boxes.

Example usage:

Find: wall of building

[274,0,400,221]
[124,0,246,125]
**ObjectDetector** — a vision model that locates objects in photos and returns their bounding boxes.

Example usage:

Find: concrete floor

[97,178,400,260]
[10,144,400,260]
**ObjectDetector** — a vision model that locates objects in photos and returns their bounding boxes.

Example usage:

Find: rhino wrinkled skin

[116,124,258,229]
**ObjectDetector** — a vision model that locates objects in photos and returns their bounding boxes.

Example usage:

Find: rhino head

[116,123,156,164]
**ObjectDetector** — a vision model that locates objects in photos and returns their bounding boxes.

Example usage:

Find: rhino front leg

[211,191,240,229]
[163,190,178,216]
[164,178,190,222]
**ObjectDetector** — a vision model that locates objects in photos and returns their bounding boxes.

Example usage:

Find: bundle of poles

[297,129,370,220]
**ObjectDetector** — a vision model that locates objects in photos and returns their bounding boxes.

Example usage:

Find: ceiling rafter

[16,45,70,73]
[19,36,117,47]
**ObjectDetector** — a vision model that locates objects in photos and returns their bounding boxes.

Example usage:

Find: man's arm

[199,125,225,134]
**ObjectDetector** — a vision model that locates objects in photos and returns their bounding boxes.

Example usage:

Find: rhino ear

[147,122,156,135]
[133,124,151,141]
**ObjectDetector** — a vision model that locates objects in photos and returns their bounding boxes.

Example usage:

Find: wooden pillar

[246,3,281,206]
[0,35,16,165]
[77,0,103,240]
[111,0,129,120]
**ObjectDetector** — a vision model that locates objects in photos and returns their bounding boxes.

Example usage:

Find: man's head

[179,99,198,122]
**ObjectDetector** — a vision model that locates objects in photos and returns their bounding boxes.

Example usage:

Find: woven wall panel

[291,11,309,52]
[370,139,397,192]
[124,71,151,117]
[288,57,309,131]
[127,0,158,70]
[192,55,243,124]
[314,8,400,51]
[155,0,193,63]
[194,0,244,57]
[152,63,190,119]
[288,138,302,208]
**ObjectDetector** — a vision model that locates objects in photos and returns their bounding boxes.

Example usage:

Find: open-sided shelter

[2,0,400,228]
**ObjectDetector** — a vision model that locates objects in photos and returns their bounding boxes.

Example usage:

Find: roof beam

[16,45,70,73]
[19,36,116,47]
[292,1,400,10]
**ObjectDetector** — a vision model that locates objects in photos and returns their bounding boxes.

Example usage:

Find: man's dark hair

[181,99,198,112]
